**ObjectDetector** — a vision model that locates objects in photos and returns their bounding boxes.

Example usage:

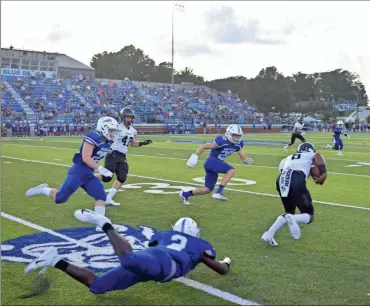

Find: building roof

[56,54,94,71]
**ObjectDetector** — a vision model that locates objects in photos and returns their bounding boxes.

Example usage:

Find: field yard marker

[2,156,370,211]
[1,211,259,306]
[3,144,370,178]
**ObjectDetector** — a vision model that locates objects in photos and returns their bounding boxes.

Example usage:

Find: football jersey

[279,152,315,178]
[72,130,112,169]
[208,135,243,161]
[149,230,216,279]
[333,127,343,139]
[110,123,137,154]
[293,122,303,134]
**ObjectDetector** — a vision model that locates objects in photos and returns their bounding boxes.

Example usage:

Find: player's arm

[82,142,100,169]
[195,142,217,156]
[313,152,327,185]
[82,141,113,177]
[202,254,231,275]
[238,149,253,165]
[186,142,217,168]
[130,139,152,147]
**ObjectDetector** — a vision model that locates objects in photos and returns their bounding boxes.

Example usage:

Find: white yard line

[2,156,370,211]
[3,143,370,178]
[1,211,259,306]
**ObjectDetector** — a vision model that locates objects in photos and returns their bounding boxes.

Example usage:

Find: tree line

[90,45,368,113]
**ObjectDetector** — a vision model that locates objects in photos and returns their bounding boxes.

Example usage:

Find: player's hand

[97,166,113,177]
[244,158,253,165]
[143,139,152,145]
[186,154,199,168]
[301,132,306,136]
[220,257,232,272]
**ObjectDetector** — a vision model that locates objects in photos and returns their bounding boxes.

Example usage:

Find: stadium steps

[2,81,36,119]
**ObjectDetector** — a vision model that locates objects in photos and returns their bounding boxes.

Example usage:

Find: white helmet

[337,120,344,128]
[225,124,243,144]
[173,217,200,238]
[96,116,118,141]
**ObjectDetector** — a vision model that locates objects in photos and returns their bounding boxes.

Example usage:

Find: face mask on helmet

[107,127,117,140]
[230,133,242,144]
[124,115,134,126]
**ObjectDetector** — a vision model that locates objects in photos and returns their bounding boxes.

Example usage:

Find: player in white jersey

[262,142,327,247]
[284,117,306,153]
[96,107,152,206]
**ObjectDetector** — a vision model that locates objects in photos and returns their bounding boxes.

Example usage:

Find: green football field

[1,132,370,305]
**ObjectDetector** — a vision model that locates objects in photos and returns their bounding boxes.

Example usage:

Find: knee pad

[102,175,112,183]
[117,172,127,184]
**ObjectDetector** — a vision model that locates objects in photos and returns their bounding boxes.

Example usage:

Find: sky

[1,1,370,93]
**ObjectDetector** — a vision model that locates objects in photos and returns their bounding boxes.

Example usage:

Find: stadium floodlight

[171,3,185,86]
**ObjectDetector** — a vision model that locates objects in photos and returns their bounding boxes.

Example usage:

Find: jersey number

[166,234,188,252]
[121,136,134,146]
[291,153,301,160]
[218,150,233,160]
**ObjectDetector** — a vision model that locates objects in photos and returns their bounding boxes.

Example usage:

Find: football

[310,152,326,183]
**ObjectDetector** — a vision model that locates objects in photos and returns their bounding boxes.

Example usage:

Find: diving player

[96,107,152,206]
[25,210,232,294]
[284,117,305,153]
[325,120,350,156]
[180,124,253,204]
[25,117,119,221]
[262,142,327,247]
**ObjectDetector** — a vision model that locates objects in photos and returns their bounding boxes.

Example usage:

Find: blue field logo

[1,224,157,272]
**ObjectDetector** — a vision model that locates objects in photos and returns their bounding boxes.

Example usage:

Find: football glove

[186,154,199,168]
[244,158,253,165]
[97,166,113,177]
[220,257,232,267]
[139,139,153,146]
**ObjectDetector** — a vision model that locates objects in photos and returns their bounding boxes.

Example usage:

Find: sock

[106,188,118,202]
[102,223,114,233]
[41,187,52,197]
[216,185,225,194]
[183,190,193,198]
[267,215,287,236]
[94,205,106,217]
[55,259,69,271]
[292,213,311,224]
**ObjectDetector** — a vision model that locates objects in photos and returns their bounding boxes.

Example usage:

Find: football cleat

[179,191,191,205]
[25,246,60,274]
[74,209,112,228]
[285,214,301,240]
[95,224,122,232]
[284,145,289,153]
[25,183,49,197]
[212,193,228,201]
[261,232,279,247]
[338,151,343,156]
[325,144,332,149]
[106,199,121,206]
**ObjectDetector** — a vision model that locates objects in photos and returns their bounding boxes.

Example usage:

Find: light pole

[171,3,184,86]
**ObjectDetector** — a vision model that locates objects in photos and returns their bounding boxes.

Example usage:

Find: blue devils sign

[1,224,157,273]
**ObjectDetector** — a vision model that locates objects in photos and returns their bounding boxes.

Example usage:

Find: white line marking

[1,211,259,305]
[54,159,62,161]
[3,144,370,178]
[3,161,12,164]
[2,156,370,211]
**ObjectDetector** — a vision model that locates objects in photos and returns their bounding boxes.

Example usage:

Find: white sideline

[3,143,370,178]
[2,156,370,211]
[1,211,259,306]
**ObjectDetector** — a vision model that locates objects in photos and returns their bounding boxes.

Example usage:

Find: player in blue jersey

[325,120,350,156]
[180,124,253,204]
[25,210,232,294]
[25,117,119,220]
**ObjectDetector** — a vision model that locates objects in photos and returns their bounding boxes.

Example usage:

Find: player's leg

[261,175,295,246]
[180,170,216,205]
[25,171,82,204]
[297,134,306,143]
[213,161,236,200]
[337,139,344,155]
[106,155,129,206]
[81,176,108,218]
[284,133,296,152]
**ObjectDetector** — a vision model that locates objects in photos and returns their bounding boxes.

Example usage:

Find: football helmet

[225,124,243,144]
[173,217,200,238]
[96,116,118,141]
